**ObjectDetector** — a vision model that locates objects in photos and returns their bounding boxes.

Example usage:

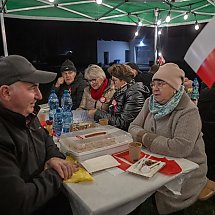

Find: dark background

[0,18,205,72]
[0,18,206,103]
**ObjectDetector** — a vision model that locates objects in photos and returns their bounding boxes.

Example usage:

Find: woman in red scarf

[79,65,115,111]
[87,64,150,131]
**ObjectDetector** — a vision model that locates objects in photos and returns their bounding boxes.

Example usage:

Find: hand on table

[45,157,78,179]
[88,109,97,118]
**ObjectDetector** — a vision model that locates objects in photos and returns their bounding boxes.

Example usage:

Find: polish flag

[184,16,215,88]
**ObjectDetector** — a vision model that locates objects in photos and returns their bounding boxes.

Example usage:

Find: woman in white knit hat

[128,63,208,214]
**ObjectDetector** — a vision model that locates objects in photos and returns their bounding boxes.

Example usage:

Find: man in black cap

[54,59,88,109]
[0,55,77,215]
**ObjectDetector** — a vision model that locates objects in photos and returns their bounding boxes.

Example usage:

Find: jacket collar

[174,92,193,111]
[0,104,40,128]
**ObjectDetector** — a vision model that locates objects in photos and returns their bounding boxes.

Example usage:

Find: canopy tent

[3,0,215,26]
[1,0,215,57]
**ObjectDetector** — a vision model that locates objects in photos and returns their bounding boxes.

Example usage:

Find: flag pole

[154,8,159,64]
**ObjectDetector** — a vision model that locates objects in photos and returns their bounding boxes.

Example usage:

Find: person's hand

[184,77,193,92]
[88,109,97,118]
[44,157,78,180]
[55,77,64,88]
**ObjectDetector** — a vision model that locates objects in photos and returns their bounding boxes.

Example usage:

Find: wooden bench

[198,180,215,201]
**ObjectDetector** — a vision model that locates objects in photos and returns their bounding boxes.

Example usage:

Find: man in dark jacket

[0,55,77,215]
[54,59,88,109]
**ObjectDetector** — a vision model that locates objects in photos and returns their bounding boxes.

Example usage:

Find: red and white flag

[184,16,215,88]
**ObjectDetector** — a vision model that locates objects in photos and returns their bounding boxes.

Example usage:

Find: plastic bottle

[191,77,199,102]
[60,89,67,108]
[62,111,73,133]
[61,90,73,111]
[54,108,63,139]
[48,89,59,121]
[61,90,73,133]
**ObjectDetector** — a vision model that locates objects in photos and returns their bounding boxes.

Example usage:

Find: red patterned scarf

[90,78,108,100]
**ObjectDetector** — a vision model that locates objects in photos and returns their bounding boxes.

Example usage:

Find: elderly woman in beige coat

[79,64,115,111]
[128,63,208,215]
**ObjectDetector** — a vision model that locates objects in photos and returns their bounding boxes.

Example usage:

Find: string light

[157,19,161,26]
[184,4,192,21]
[136,15,142,27]
[165,5,172,23]
[165,10,171,23]
[158,29,162,35]
[134,16,142,37]
[194,13,199,30]
[138,20,142,26]
[135,31,139,36]
[195,20,199,30]
[96,0,102,4]
[154,8,161,26]
[184,12,189,20]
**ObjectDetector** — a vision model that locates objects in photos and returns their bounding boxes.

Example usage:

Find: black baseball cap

[60,59,77,73]
[0,55,57,85]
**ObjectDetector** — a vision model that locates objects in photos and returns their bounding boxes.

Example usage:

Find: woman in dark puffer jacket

[88,64,150,131]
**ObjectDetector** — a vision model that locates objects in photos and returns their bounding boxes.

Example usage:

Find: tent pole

[154,8,158,64]
[0,0,8,56]
[96,0,126,21]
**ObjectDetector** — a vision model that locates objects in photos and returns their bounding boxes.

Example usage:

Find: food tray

[60,125,133,161]
[70,121,97,131]
[127,156,166,178]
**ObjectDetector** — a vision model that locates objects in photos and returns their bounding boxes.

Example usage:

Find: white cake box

[59,125,133,161]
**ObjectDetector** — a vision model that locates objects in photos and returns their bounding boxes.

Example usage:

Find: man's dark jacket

[0,105,65,215]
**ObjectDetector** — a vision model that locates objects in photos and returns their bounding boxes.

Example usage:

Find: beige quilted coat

[128,92,207,214]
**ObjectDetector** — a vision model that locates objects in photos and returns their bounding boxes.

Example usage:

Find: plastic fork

[134,155,151,172]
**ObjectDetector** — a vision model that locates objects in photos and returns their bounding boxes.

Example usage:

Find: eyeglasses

[88,78,97,84]
[150,80,167,88]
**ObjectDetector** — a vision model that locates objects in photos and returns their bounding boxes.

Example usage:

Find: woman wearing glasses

[79,64,115,111]
[128,63,207,215]
[88,64,150,131]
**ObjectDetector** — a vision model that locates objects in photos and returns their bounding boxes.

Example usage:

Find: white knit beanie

[152,63,185,91]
